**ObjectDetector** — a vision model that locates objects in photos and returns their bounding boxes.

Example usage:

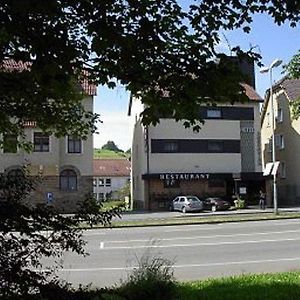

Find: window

[279,135,285,149]
[60,169,77,191]
[7,168,24,179]
[105,178,111,187]
[98,193,104,201]
[7,168,24,185]
[280,162,286,178]
[275,134,285,149]
[277,108,283,123]
[67,135,82,153]
[152,139,240,153]
[93,179,97,187]
[268,138,272,153]
[208,141,223,152]
[34,132,49,152]
[3,135,17,153]
[99,178,104,186]
[266,112,271,127]
[207,108,221,119]
[163,142,179,152]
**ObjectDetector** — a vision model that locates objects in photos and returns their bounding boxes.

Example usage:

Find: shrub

[234,198,246,209]
[118,253,176,300]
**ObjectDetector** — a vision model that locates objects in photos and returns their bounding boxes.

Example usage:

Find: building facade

[130,84,264,210]
[261,77,300,206]
[0,67,96,212]
[93,159,131,201]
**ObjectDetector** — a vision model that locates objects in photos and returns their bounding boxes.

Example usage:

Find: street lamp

[260,58,282,215]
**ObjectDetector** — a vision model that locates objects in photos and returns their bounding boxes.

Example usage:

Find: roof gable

[93,159,131,177]
[1,60,97,96]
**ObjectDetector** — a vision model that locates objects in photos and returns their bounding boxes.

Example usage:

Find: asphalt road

[53,219,300,288]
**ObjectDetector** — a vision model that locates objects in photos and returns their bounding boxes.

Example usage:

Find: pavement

[114,206,300,222]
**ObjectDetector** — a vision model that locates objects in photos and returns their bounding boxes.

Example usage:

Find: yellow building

[261,77,300,206]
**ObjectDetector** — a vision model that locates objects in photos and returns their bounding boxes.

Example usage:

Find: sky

[93,8,299,151]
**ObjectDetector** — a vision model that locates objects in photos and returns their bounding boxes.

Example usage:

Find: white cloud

[93,111,134,151]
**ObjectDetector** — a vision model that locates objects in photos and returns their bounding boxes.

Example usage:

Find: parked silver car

[170,195,204,213]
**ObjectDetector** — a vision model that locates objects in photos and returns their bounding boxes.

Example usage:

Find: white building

[130,82,264,210]
[93,159,131,201]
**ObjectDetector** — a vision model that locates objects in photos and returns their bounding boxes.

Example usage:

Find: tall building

[0,61,96,212]
[261,77,300,206]
[130,78,264,210]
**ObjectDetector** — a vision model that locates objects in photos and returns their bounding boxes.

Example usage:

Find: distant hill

[94,149,130,159]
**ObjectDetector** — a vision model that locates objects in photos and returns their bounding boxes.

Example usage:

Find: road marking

[100,242,104,249]
[100,237,300,250]
[103,229,300,244]
[84,232,106,236]
[162,220,300,232]
[56,256,300,272]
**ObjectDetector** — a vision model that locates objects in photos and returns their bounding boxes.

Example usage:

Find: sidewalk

[117,206,300,222]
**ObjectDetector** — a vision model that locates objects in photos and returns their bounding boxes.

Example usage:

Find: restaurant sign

[159,173,209,180]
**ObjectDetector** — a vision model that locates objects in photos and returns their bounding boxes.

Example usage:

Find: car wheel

[212,205,217,212]
[182,206,186,213]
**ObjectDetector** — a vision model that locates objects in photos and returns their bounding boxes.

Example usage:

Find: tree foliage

[101,140,123,152]
[286,50,300,79]
[286,50,300,119]
[1,0,299,137]
[0,169,121,298]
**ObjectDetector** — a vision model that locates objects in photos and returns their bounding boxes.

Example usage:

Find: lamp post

[260,58,282,215]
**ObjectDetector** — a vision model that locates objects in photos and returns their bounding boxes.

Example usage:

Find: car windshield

[187,197,200,202]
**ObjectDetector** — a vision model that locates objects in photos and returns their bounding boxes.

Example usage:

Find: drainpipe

[145,126,151,210]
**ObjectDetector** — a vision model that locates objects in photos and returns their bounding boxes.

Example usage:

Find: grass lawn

[94,149,130,159]
[102,200,126,210]
[177,271,300,300]
[108,212,300,228]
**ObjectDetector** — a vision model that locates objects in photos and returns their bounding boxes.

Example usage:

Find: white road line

[57,256,300,272]
[100,237,300,250]
[100,242,104,249]
[162,220,300,232]
[103,229,300,244]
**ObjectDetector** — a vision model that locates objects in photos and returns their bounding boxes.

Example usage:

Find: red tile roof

[240,83,263,102]
[1,60,97,96]
[281,78,300,101]
[93,159,131,177]
[261,77,300,124]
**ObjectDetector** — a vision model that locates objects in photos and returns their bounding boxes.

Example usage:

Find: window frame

[67,135,82,154]
[59,169,77,191]
[277,108,283,123]
[207,141,224,153]
[105,178,111,187]
[280,161,286,179]
[33,132,50,152]
[276,134,285,150]
[206,108,222,119]
[163,141,179,153]
[3,134,18,153]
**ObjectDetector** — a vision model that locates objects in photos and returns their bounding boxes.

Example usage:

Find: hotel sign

[159,173,210,180]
